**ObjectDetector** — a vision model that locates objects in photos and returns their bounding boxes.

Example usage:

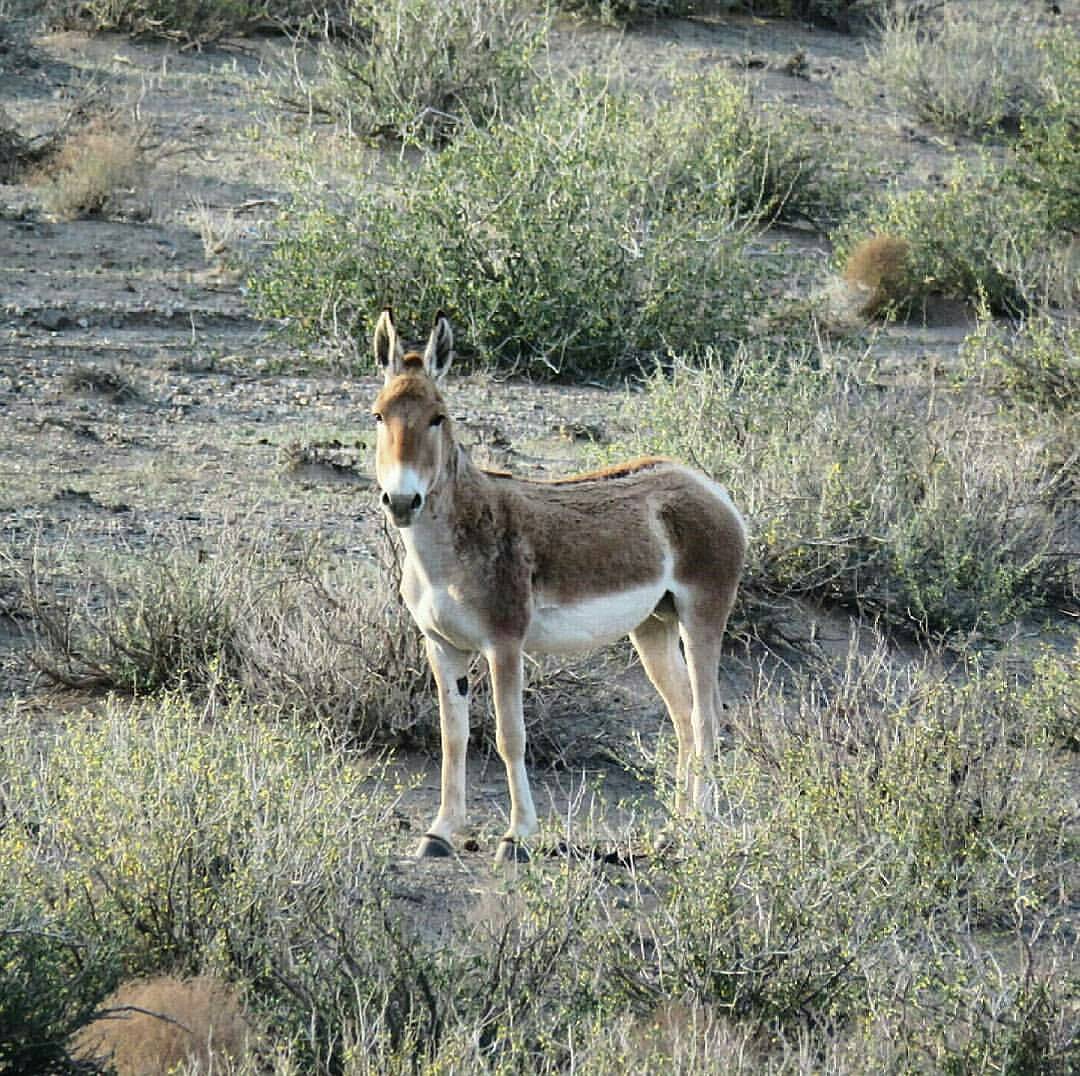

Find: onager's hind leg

[418,636,471,858]
[630,612,694,813]
[675,595,734,816]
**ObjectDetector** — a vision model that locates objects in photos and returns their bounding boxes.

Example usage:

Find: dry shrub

[71,976,254,1075]
[844,1,1064,136]
[617,344,1076,639]
[64,362,144,403]
[0,107,36,183]
[842,233,912,316]
[40,0,344,44]
[18,520,629,762]
[35,115,143,221]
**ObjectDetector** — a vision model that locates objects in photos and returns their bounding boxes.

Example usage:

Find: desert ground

[1,3,1077,1072]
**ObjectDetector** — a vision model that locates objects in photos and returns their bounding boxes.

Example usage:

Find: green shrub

[964,311,1080,415]
[307,0,548,144]
[1009,32,1080,234]
[846,2,1064,136]
[1024,643,1080,753]
[0,893,120,1075]
[254,71,856,377]
[616,345,1075,637]
[832,163,1051,315]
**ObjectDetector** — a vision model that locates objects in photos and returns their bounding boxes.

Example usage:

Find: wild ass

[371,309,747,863]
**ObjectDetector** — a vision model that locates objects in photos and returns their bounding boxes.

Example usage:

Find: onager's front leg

[416,636,472,859]
[487,644,538,863]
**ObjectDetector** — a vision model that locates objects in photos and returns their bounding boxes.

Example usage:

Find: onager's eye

[430,414,446,428]
[372,411,383,424]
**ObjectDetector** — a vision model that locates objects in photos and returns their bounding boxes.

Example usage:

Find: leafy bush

[832,162,1053,315]
[615,345,1076,637]
[1009,31,1080,234]
[846,2,1066,136]
[305,0,548,144]
[0,893,119,1075]
[254,71,856,377]
[964,311,1080,415]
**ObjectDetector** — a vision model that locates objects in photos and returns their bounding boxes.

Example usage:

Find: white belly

[525,582,667,654]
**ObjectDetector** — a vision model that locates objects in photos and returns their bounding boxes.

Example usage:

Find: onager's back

[371,309,746,863]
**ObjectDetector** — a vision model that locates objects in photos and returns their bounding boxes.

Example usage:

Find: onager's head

[371,308,455,528]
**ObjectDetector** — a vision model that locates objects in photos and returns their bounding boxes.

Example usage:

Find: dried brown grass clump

[35,116,142,221]
[842,234,912,316]
[71,975,254,1075]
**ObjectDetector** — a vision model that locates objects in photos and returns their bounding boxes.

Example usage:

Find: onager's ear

[373,308,404,383]
[422,311,454,382]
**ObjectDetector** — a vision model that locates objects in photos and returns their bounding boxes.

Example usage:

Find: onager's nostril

[382,490,423,526]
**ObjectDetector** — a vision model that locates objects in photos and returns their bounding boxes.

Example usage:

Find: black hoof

[494,837,530,865]
[416,833,454,859]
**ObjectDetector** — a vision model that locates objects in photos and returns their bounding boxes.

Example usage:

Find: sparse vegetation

[34,115,144,222]
[299,0,549,144]
[0,107,47,184]
[40,0,342,44]
[20,527,437,743]
[2,641,1075,1073]
[3,3,1078,1073]
[254,70,855,376]
[554,0,694,25]
[616,341,1077,638]
[965,311,1080,416]
[17,526,621,762]
[718,0,884,31]
[845,1,1068,136]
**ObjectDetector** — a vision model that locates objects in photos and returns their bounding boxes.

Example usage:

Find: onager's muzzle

[381,489,424,528]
